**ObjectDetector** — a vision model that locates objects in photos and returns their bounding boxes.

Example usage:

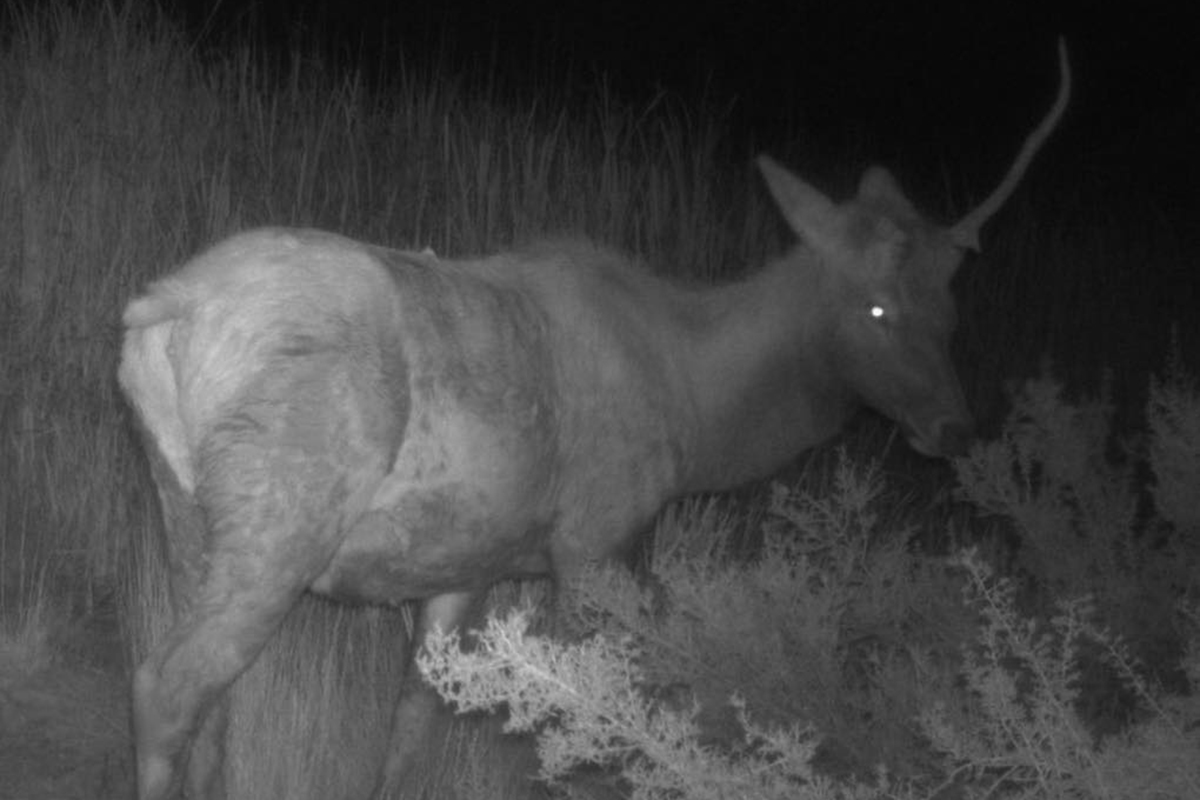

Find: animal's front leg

[373,591,476,799]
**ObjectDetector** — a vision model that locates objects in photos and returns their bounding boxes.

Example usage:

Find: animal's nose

[933,418,974,457]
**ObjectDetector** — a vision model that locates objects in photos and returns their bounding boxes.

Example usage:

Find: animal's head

[759,40,1070,457]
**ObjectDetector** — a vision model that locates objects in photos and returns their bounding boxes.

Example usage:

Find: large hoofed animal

[120,42,1069,800]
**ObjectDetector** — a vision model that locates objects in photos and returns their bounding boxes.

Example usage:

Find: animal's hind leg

[187,693,230,799]
[132,437,225,800]
[133,501,344,800]
[373,591,476,800]
[134,440,236,800]
[135,377,391,799]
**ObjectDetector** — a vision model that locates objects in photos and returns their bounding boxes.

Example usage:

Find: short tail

[122,280,193,329]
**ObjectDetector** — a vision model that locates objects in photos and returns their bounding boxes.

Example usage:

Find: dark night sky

[173,0,1195,232]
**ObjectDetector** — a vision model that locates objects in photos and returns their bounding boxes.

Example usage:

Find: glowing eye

[869,304,886,319]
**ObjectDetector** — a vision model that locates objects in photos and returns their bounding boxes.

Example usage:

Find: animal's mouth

[901,417,973,458]
[904,431,943,458]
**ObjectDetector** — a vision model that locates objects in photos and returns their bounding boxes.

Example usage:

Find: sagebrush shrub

[954,367,1199,695]
[921,552,1200,800]
[420,366,1200,799]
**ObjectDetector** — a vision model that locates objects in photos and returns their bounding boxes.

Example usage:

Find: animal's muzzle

[933,418,974,457]
[904,416,974,458]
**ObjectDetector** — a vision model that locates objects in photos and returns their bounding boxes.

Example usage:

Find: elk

[119,42,1069,800]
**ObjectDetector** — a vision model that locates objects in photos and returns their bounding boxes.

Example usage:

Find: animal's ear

[857,166,918,219]
[757,155,843,252]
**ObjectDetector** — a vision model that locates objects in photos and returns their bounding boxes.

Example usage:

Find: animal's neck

[673,255,858,492]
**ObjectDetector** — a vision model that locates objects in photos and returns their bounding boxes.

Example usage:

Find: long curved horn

[950,38,1072,251]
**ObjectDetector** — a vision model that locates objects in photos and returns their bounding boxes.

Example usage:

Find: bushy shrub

[419,608,866,800]
[420,365,1200,799]
[1147,348,1200,534]
[921,552,1200,800]
[955,366,1200,714]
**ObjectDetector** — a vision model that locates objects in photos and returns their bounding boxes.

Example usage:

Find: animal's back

[119,229,688,605]
[119,228,421,494]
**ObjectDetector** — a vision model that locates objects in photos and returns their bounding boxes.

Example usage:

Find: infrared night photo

[0,2,1196,799]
